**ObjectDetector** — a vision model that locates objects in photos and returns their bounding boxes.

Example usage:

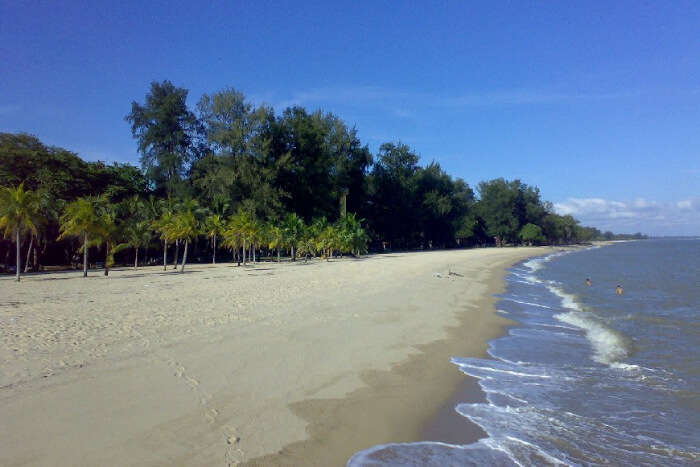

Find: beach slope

[0,247,551,466]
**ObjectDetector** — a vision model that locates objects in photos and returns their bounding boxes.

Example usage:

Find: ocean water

[349,239,700,466]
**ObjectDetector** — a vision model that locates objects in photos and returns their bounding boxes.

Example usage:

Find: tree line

[0,81,645,280]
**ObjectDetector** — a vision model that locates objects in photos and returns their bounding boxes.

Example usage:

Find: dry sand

[0,247,554,466]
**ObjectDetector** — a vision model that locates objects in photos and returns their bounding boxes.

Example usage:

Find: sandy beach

[0,247,554,466]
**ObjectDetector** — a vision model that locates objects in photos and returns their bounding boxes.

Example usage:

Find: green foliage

[223,209,256,253]
[280,212,305,257]
[265,223,284,251]
[204,214,225,240]
[91,203,120,270]
[0,183,41,240]
[58,197,100,242]
[173,211,198,241]
[1,82,633,272]
[0,183,42,280]
[0,133,147,202]
[335,213,369,255]
[519,223,545,245]
[125,81,198,196]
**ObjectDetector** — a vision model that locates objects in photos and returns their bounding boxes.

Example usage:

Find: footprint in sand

[223,425,244,465]
[200,392,212,405]
[205,408,218,424]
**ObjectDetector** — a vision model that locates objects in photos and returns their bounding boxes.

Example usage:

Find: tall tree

[125,81,198,196]
[367,142,420,249]
[477,178,521,246]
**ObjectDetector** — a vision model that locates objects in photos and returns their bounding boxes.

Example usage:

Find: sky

[2,1,699,235]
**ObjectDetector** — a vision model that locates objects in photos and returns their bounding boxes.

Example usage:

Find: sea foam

[546,283,629,366]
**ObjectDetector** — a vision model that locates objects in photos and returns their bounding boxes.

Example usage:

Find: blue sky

[2,1,699,235]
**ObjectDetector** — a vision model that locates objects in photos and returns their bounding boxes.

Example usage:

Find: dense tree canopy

[0,80,645,273]
[125,80,199,197]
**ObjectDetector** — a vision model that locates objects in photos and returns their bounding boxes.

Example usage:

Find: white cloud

[554,197,700,236]
[677,199,698,210]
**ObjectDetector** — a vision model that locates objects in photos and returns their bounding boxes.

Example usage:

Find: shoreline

[246,248,555,466]
[1,247,555,466]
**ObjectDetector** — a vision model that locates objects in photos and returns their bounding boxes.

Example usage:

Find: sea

[349,239,700,466]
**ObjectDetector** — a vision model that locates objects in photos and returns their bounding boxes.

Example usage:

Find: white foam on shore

[547,283,629,366]
[546,284,583,312]
[503,298,553,309]
[521,250,573,283]
[455,361,553,379]
[346,439,517,466]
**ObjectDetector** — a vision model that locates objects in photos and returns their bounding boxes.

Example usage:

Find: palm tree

[119,196,153,270]
[226,209,255,265]
[281,213,305,261]
[0,183,41,282]
[337,213,369,257]
[309,217,332,259]
[171,198,204,270]
[172,209,199,273]
[24,189,58,273]
[123,220,152,269]
[296,234,316,263]
[266,223,284,262]
[318,225,341,261]
[248,216,263,263]
[222,217,243,265]
[204,214,225,264]
[153,210,176,271]
[58,197,99,277]
[91,202,120,276]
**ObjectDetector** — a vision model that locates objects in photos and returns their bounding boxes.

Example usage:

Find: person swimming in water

[586,278,592,286]
[616,285,623,295]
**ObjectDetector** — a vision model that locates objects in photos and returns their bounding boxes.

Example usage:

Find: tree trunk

[173,239,179,269]
[180,239,189,273]
[104,242,110,276]
[277,248,280,262]
[212,235,216,264]
[252,244,255,263]
[291,246,295,262]
[24,236,33,273]
[134,248,138,269]
[242,238,247,265]
[83,231,88,277]
[15,229,21,282]
[163,239,168,271]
